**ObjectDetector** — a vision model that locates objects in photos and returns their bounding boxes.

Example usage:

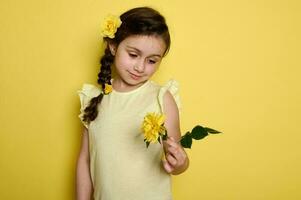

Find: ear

[108,42,117,56]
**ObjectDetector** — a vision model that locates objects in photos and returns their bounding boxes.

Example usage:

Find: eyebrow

[126,45,162,58]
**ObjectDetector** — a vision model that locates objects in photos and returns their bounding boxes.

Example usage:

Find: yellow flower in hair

[104,83,113,94]
[100,14,122,39]
[141,112,167,148]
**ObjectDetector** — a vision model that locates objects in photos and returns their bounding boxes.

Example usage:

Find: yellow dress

[77,79,181,200]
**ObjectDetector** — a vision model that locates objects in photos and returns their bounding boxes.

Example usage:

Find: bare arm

[76,127,94,200]
[162,91,190,175]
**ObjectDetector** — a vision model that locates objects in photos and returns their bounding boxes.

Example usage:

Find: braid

[82,94,103,123]
[98,47,114,89]
[82,45,114,124]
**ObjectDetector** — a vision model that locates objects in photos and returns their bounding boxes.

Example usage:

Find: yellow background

[1,0,300,199]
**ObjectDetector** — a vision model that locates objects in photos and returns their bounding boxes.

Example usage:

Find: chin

[128,79,146,86]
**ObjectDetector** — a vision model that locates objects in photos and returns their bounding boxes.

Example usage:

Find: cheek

[145,65,158,75]
[115,53,133,69]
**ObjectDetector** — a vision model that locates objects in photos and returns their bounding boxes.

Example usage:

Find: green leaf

[204,127,221,134]
[146,141,150,148]
[180,132,192,148]
[191,125,208,140]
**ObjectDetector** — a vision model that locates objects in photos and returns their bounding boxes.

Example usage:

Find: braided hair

[82,6,171,125]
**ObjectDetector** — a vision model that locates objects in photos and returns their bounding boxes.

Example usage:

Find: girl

[76,6,189,200]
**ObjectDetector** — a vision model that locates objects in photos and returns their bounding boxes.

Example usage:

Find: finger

[163,139,174,153]
[166,152,177,167]
[167,146,179,157]
[162,160,174,173]
[165,138,179,148]
[168,146,187,164]
[166,140,184,157]
[168,147,183,165]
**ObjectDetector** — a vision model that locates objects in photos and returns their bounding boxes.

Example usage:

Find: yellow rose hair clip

[100,14,122,39]
[103,83,113,95]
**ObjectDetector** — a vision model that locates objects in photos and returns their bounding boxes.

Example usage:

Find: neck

[112,76,147,93]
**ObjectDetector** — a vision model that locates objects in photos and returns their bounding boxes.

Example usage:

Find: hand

[162,136,189,175]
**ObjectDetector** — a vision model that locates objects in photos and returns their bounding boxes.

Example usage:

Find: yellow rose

[141,112,166,145]
[104,83,112,94]
[100,14,122,39]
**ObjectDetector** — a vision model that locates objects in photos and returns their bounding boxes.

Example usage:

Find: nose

[134,59,145,73]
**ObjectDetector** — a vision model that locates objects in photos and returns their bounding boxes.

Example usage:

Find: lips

[129,72,142,80]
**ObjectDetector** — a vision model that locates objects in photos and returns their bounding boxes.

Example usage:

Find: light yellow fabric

[77,79,181,200]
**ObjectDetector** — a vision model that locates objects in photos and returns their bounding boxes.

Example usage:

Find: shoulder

[163,90,178,111]
[77,82,102,110]
[77,83,102,129]
[77,83,102,97]
[157,79,181,114]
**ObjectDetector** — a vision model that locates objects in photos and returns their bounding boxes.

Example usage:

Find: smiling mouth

[129,72,142,79]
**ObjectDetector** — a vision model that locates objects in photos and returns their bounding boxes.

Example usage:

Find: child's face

[110,35,166,88]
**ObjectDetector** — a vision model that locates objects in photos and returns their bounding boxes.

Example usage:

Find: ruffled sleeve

[77,83,102,129]
[158,79,181,114]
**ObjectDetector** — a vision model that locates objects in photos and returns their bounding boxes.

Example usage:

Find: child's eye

[148,59,157,64]
[129,53,137,58]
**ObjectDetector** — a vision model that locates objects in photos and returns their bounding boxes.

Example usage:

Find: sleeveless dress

[77,78,181,200]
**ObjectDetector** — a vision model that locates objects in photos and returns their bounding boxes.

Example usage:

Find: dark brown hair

[82,6,171,125]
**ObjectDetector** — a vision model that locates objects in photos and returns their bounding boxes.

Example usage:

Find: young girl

[76,6,189,200]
